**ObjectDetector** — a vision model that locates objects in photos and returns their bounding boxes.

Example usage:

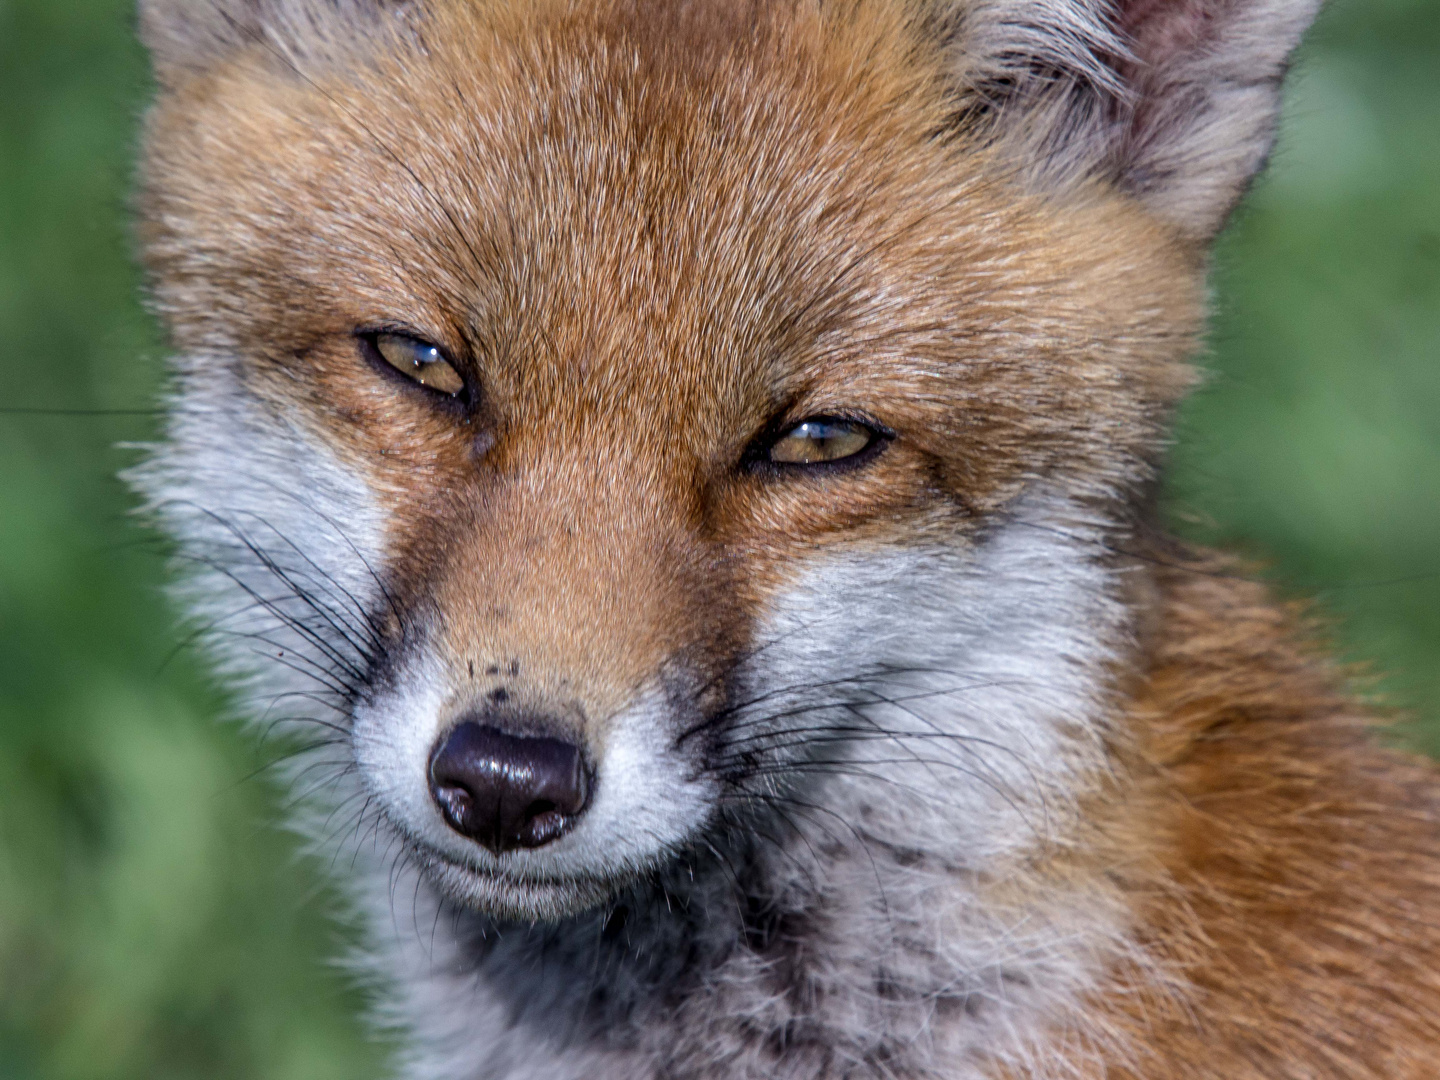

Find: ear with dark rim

[941,0,1323,240]
[138,0,411,85]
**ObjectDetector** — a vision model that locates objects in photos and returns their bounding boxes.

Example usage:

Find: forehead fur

[140,0,1201,509]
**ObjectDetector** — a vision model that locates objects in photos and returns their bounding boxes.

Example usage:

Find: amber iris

[769,418,875,465]
[375,333,464,396]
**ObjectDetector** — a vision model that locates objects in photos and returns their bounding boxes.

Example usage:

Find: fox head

[133,0,1315,925]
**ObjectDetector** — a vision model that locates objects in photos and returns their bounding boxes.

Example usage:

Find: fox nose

[428,722,591,853]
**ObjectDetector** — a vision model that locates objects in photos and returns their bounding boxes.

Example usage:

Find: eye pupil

[373,332,465,397]
[768,417,877,466]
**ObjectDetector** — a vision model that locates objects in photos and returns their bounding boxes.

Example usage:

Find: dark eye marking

[361,330,465,397]
[752,414,892,473]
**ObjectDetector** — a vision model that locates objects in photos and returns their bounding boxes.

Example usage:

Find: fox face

[137,0,1203,916]
[131,0,1400,1076]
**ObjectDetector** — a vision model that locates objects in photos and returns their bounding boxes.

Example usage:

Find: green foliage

[0,2,388,1076]
[0,0,1435,1076]
[1170,0,1440,749]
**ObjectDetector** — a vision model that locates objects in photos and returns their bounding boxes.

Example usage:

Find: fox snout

[351,457,736,915]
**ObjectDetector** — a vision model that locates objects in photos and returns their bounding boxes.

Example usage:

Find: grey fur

[941,0,1322,235]
[139,0,410,80]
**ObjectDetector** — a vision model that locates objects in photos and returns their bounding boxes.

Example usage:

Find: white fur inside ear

[939,0,1322,236]
[139,0,412,81]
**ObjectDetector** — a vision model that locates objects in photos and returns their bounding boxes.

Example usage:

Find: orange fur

[1087,559,1440,1078]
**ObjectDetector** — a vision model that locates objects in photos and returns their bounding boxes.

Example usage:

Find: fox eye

[768,417,881,466]
[373,332,464,396]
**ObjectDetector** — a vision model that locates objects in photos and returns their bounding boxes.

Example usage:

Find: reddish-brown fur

[1090,561,1440,1078]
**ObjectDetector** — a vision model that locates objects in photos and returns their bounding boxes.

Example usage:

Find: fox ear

[942,0,1322,239]
[138,0,410,84]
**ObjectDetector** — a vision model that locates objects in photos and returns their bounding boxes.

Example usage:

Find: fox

[128,0,1440,1077]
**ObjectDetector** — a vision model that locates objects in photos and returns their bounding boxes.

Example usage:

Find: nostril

[428,721,590,853]
[432,783,476,834]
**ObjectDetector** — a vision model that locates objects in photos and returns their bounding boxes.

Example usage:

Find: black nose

[428,722,591,853]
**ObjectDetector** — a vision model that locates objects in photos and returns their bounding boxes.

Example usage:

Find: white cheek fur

[129,362,386,737]
[739,488,1129,866]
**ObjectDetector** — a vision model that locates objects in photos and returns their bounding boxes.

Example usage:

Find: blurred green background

[0,0,1436,1076]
